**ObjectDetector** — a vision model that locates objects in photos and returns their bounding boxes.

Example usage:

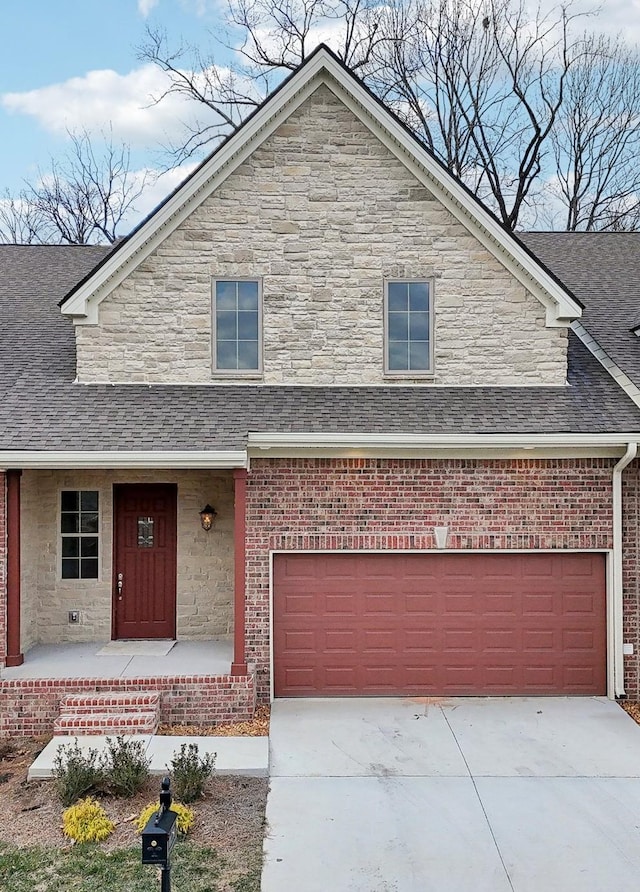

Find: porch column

[5,469,23,667]
[230,468,248,675]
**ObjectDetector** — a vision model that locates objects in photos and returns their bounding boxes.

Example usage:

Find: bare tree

[549,34,640,231]
[0,190,47,244]
[0,131,150,245]
[138,0,640,231]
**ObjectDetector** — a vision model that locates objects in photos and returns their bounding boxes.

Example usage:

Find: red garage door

[273,552,607,697]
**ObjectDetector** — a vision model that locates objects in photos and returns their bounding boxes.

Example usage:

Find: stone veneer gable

[75,84,567,386]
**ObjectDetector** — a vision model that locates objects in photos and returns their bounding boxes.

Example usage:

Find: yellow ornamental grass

[135,801,195,836]
[62,797,115,843]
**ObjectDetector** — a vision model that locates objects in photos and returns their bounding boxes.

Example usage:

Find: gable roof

[522,232,640,393]
[59,44,582,328]
[1,243,639,462]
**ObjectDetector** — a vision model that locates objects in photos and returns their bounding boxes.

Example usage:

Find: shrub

[53,739,105,807]
[135,800,195,836]
[62,797,115,843]
[169,743,216,803]
[104,735,150,798]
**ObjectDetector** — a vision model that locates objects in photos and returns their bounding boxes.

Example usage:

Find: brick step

[54,710,160,736]
[59,692,160,714]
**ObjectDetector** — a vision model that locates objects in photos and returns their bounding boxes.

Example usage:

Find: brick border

[0,674,255,736]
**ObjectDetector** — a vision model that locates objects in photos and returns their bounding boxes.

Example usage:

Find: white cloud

[1,64,225,150]
[138,0,159,17]
[129,163,199,224]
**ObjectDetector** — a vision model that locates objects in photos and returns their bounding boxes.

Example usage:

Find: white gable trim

[572,321,640,409]
[61,47,581,328]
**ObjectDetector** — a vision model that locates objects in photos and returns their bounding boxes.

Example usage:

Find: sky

[1,0,640,230]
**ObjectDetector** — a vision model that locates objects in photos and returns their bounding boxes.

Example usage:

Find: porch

[0,639,255,737]
[0,639,233,680]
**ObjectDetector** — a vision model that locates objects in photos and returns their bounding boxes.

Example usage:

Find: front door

[113,484,177,639]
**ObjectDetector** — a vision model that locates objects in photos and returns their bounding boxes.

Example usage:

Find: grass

[0,841,262,892]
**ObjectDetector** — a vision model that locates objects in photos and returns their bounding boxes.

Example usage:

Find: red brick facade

[0,471,5,665]
[245,457,621,699]
[623,461,640,697]
[3,455,640,735]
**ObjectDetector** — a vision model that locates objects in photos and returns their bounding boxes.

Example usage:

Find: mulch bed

[0,736,267,859]
[158,705,270,737]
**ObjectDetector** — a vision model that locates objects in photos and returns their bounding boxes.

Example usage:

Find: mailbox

[141,777,178,870]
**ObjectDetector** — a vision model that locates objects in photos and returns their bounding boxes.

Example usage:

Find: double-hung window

[385,279,433,375]
[213,279,261,373]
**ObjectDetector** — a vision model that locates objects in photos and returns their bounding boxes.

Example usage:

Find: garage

[273,552,607,697]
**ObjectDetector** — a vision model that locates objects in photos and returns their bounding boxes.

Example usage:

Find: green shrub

[53,739,105,807]
[103,735,150,798]
[169,743,216,803]
[135,800,195,836]
[62,797,115,843]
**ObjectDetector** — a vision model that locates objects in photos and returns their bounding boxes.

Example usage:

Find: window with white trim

[60,490,99,579]
[384,280,433,374]
[213,279,261,372]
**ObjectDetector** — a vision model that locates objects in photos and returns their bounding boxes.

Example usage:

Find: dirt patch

[158,705,270,737]
[0,736,267,861]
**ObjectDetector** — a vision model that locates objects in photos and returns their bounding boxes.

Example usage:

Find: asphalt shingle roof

[521,232,640,389]
[1,240,640,453]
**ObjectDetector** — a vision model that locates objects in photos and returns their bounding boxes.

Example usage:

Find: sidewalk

[29,734,268,779]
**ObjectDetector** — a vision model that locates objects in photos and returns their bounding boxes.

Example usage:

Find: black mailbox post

[142,777,178,892]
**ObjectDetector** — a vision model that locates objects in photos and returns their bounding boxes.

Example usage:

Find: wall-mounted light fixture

[199,504,217,531]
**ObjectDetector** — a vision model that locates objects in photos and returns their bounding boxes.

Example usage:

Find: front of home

[2,47,640,734]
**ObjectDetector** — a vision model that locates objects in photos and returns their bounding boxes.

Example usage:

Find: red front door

[113,484,177,639]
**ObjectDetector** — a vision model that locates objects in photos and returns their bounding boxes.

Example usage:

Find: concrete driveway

[262,697,640,891]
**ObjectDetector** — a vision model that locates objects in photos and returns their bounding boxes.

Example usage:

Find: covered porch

[0,639,233,680]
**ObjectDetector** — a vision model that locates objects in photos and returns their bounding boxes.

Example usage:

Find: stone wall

[244,457,616,699]
[75,84,567,386]
[19,469,234,647]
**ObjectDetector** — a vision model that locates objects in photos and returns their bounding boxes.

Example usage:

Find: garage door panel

[273,552,606,697]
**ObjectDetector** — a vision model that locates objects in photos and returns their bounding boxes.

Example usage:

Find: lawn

[0,841,262,892]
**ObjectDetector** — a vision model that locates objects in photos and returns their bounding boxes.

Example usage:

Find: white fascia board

[249,432,640,453]
[0,451,247,470]
[61,48,580,328]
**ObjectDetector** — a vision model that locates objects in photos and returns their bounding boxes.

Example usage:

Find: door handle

[117,573,124,600]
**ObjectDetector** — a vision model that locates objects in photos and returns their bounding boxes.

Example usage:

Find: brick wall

[0,673,255,736]
[245,457,617,699]
[0,471,5,666]
[75,84,567,386]
[623,460,640,698]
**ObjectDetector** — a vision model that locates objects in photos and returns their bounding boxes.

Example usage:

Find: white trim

[0,451,247,470]
[249,432,640,458]
[611,442,637,697]
[572,321,640,409]
[269,547,612,702]
[61,48,581,329]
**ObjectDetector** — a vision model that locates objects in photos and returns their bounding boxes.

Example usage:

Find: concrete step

[54,710,160,736]
[59,692,160,714]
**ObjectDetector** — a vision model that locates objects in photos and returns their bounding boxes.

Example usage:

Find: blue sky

[2,0,640,227]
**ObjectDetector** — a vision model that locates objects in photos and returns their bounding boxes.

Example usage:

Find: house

[2,46,640,735]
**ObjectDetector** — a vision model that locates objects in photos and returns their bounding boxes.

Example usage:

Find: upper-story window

[384,280,433,375]
[213,279,262,373]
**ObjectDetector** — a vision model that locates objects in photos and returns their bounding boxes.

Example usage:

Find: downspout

[612,442,637,698]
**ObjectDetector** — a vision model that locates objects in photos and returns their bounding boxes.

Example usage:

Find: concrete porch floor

[0,639,233,679]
